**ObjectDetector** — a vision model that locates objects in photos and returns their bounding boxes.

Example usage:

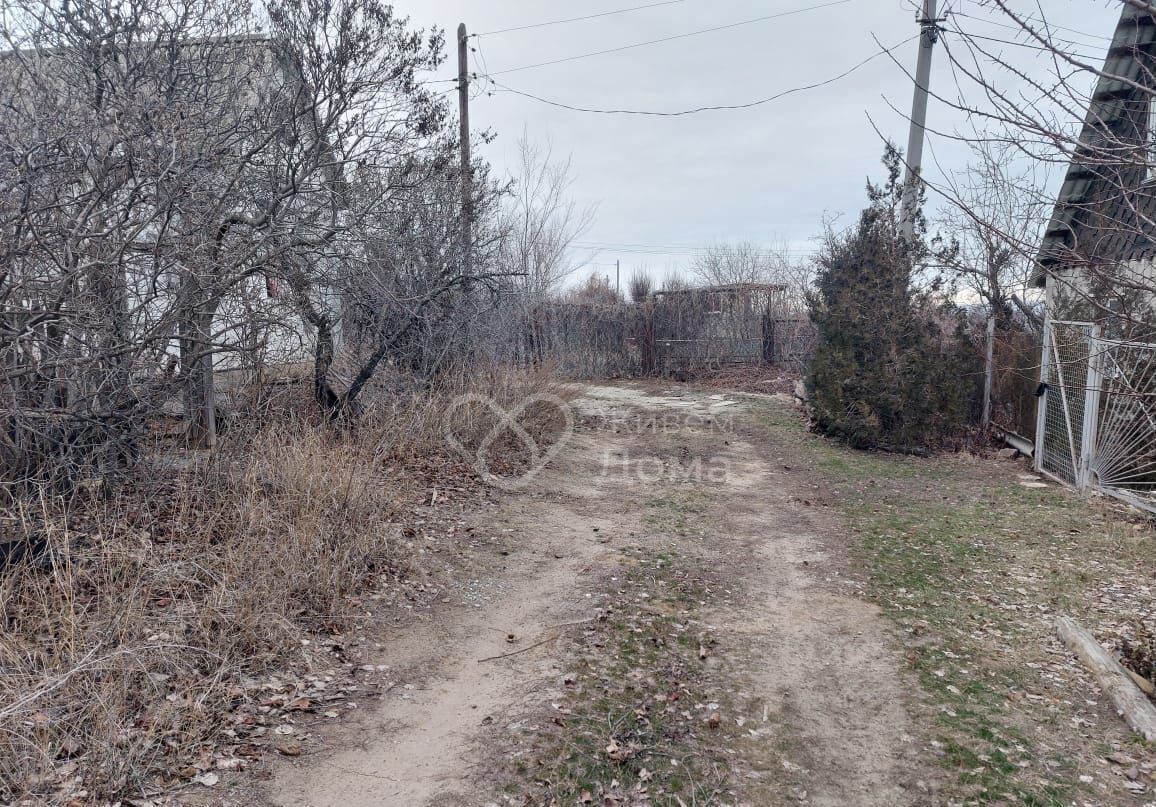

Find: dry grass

[0,367,570,805]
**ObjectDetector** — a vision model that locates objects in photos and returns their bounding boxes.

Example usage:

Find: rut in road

[267,385,926,806]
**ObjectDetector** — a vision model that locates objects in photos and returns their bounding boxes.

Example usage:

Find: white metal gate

[1036,320,1156,513]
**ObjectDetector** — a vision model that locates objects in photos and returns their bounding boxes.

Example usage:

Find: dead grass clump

[0,366,568,804]
[434,366,578,482]
[0,422,405,803]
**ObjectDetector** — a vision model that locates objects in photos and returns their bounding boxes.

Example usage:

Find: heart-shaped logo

[445,394,574,490]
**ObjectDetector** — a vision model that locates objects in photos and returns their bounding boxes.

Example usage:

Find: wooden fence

[518,285,815,379]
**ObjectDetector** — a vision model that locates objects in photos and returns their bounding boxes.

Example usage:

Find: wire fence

[988,326,1043,439]
[513,286,815,379]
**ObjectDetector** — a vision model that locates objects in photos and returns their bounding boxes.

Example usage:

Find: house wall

[1048,258,1156,334]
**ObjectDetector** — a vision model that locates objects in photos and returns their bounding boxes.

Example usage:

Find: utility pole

[616,260,621,299]
[458,23,472,286]
[981,314,996,432]
[899,0,939,243]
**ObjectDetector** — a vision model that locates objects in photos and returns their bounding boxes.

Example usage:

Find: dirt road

[267,385,930,806]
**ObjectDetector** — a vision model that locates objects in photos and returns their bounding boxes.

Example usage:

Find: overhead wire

[948,7,1114,45]
[573,241,820,256]
[480,34,917,117]
[477,0,689,37]
[940,27,1101,61]
[472,35,495,99]
[451,0,1095,268]
[481,0,852,77]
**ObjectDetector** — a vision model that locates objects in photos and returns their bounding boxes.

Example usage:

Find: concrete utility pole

[458,23,472,285]
[616,260,621,298]
[899,0,939,243]
[981,314,996,432]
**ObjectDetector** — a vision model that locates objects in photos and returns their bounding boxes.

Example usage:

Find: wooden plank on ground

[1056,616,1156,742]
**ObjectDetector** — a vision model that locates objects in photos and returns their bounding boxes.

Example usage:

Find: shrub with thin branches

[0,368,569,803]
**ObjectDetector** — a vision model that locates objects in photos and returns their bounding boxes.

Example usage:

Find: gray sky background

[389,0,1123,283]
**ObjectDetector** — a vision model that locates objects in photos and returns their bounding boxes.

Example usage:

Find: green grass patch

[738,396,1133,804]
[642,490,709,537]
[501,546,742,805]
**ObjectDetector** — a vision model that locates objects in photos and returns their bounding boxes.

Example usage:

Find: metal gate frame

[1035,321,1094,489]
[1036,320,1156,514]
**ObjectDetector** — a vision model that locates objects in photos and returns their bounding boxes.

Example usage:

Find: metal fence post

[1077,324,1105,493]
[1034,319,1053,473]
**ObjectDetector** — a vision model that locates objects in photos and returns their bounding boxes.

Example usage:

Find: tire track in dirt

[714,439,925,805]
[265,385,928,806]
[268,412,645,806]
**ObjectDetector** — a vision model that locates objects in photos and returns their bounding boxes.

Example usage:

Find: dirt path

[266,385,927,806]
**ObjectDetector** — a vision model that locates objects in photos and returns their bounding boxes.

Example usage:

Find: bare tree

[0,0,282,473]
[938,143,1050,330]
[499,132,594,299]
[691,242,780,287]
[628,269,654,303]
[690,241,815,304]
[567,273,621,305]
[324,142,509,398]
[934,140,1053,432]
[661,271,690,293]
[909,3,1156,333]
[0,0,464,483]
[471,132,597,372]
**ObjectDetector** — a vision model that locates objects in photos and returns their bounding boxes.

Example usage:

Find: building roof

[1034,5,1156,285]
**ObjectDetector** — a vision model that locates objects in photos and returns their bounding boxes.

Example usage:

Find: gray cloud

[391,0,1121,277]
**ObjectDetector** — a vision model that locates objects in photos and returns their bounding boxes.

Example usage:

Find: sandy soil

[264,384,926,806]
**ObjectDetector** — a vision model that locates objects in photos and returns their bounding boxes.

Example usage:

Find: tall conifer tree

[807,148,976,449]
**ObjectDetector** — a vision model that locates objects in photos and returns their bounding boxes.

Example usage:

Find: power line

[573,241,820,256]
[482,34,916,117]
[483,0,852,77]
[575,240,815,251]
[472,35,495,98]
[948,8,1114,45]
[943,27,1101,61]
[477,0,689,37]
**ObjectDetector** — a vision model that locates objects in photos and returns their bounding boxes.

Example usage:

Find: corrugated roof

[1034,6,1156,285]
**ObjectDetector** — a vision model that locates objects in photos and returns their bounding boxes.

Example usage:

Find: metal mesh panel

[1037,322,1156,514]
[1041,322,1092,485]
[1093,338,1156,510]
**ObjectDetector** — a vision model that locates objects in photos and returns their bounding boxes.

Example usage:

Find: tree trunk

[311,311,342,418]
[180,299,219,449]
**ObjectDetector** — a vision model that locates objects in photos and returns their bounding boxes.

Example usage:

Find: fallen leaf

[192,772,219,787]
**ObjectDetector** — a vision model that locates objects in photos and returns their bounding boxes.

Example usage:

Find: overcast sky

[388,0,1123,283]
